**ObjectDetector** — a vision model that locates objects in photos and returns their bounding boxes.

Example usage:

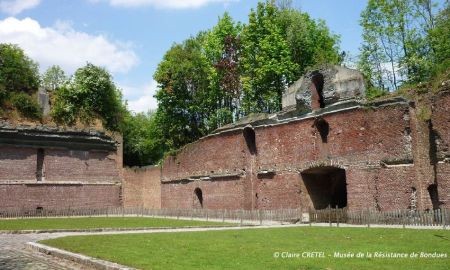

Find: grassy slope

[0,217,229,230]
[41,227,450,270]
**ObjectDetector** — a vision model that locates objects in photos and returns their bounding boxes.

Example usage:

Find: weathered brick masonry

[1,65,448,212]
[0,124,123,210]
[123,166,161,209]
[160,66,450,211]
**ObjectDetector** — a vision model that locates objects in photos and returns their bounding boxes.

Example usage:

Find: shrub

[11,92,42,119]
[51,85,77,125]
[51,63,124,130]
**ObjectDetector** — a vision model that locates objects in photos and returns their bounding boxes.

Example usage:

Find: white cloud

[92,0,235,9]
[121,80,158,113]
[0,0,40,15]
[0,17,138,74]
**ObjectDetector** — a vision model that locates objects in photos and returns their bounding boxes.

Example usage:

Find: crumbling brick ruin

[160,65,450,211]
[0,65,448,212]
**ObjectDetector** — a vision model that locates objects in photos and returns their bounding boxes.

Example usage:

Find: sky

[0,0,367,113]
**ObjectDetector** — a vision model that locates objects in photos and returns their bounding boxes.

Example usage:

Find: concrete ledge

[27,242,135,270]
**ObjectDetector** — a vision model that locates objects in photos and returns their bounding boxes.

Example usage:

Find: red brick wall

[161,130,247,182]
[44,149,121,182]
[256,172,302,209]
[0,142,123,211]
[0,147,37,181]
[256,105,412,170]
[436,163,450,206]
[431,91,450,208]
[160,101,424,211]
[123,166,161,209]
[161,177,245,209]
[432,91,450,160]
[0,184,121,210]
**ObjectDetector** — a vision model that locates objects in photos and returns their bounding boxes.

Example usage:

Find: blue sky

[0,0,367,113]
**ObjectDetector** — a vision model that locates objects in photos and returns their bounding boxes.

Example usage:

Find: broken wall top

[0,120,118,151]
[282,65,366,111]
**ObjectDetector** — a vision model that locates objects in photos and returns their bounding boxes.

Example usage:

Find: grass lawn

[41,227,450,270]
[0,217,230,231]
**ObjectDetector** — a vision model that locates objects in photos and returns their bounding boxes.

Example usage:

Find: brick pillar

[410,98,437,210]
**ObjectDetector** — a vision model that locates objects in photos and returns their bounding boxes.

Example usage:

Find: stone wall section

[123,166,161,209]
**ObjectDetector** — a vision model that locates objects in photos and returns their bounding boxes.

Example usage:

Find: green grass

[0,217,230,231]
[41,227,450,270]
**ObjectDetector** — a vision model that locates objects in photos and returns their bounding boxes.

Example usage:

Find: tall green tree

[154,36,212,150]
[358,0,446,92]
[428,3,450,76]
[0,43,40,94]
[152,1,342,154]
[276,7,341,78]
[240,1,298,114]
[203,12,242,127]
[41,65,67,91]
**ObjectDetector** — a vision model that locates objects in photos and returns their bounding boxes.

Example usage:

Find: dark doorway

[301,167,347,210]
[193,188,203,209]
[243,126,257,155]
[310,72,325,110]
[427,184,440,210]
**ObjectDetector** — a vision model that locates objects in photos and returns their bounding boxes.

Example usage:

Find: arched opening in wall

[243,126,257,155]
[310,72,325,110]
[301,167,347,210]
[313,118,330,143]
[193,188,203,209]
[427,184,440,210]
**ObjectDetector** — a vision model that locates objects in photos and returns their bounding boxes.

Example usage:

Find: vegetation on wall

[0,44,41,118]
[0,44,40,94]
[51,63,125,131]
[10,92,42,119]
[41,65,67,91]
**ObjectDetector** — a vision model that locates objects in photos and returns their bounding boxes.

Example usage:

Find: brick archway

[301,166,347,210]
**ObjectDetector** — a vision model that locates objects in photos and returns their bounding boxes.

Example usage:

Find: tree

[358,0,445,92]
[0,43,40,93]
[203,12,242,127]
[276,7,341,78]
[428,3,450,76]
[51,63,125,131]
[122,110,165,166]
[154,36,213,150]
[240,1,298,114]
[41,65,67,91]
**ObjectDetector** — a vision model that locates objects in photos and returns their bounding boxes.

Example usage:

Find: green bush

[51,63,124,130]
[50,85,77,125]
[11,92,42,119]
